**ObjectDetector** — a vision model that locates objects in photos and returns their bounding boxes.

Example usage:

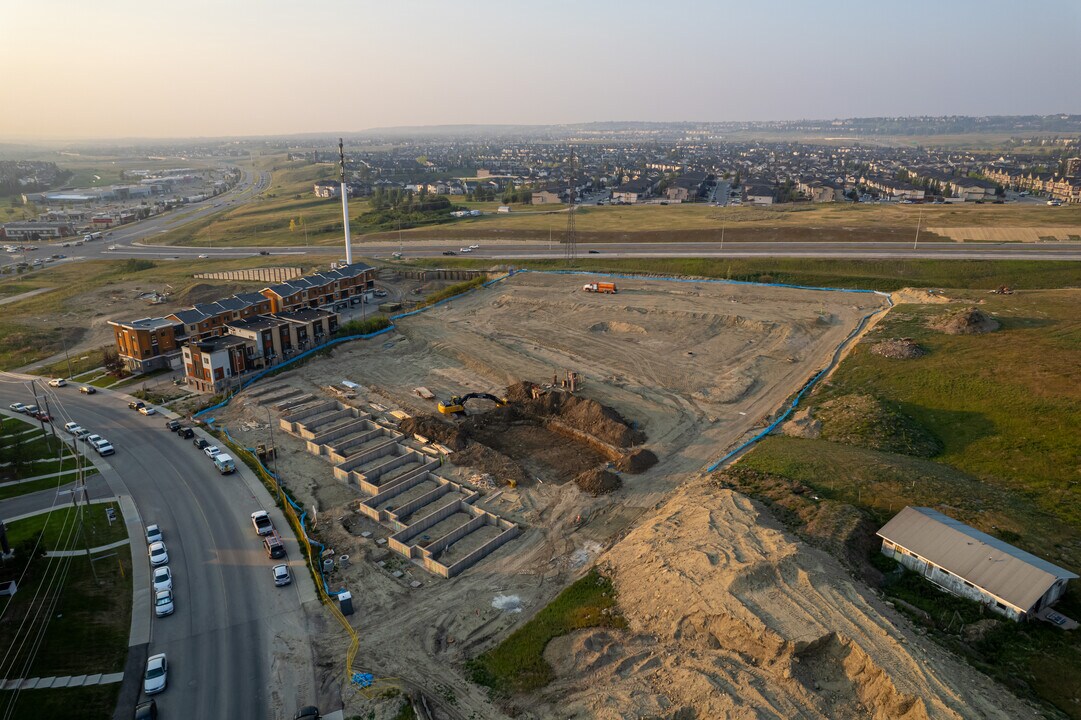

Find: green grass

[6,502,127,550]
[336,315,391,337]
[0,470,95,502]
[417,276,487,308]
[29,347,111,379]
[732,287,1081,718]
[0,545,132,678]
[0,683,121,720]
[467,569,626,695]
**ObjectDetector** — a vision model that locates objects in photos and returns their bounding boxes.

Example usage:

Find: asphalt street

[0,378,315,719]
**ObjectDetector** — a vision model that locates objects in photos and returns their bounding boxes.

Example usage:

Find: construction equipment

[437,392,507,415]
[583,281,617,294]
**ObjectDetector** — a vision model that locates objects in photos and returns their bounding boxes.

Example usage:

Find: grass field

[0,683,121,720]
[413,256,1081,292]
[1,417,86,483]
[6,502,127,550]
[730,287,1081,717]
[0,471,87,501]
[467,569,625,695]
[0,544,131,679]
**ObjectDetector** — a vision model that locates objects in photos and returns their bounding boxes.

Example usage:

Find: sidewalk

[0,671,125,690]
[45,538,129,557]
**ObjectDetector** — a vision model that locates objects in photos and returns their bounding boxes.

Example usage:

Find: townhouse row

[109,262,376,393]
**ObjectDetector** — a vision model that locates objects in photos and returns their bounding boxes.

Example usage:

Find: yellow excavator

[437,392,507,415]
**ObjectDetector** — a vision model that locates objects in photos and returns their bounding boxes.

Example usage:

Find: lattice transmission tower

[564,148,577,264]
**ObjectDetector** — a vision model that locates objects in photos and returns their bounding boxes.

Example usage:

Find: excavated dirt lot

[208,273,1036,719]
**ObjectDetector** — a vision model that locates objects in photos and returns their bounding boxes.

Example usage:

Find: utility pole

[266,408,282,505]
[30,381,46,437]
[57,327,73,379]
[912,208,923,251]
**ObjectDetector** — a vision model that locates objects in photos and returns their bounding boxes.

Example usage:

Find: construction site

[207,271,1040,719]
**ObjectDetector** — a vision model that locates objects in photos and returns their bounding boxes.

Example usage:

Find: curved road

[0,379,317,719]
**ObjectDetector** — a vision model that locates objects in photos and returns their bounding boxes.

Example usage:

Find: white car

[203,445,221,459]
[152,565,172,592]
[197,254,209,259]
[144,653,167,694]
[273,564,292,586]
[469,244,480,250]
[48,378,67,387]
[8,402,26,413]
[83,433,103,445]
[63,421,82,434]
[94,440,115,457]
[154,589,175,617]
[138,406,156,416]
[146,524,163,544]
[459,247,472,253]
[148,541,169,566]
[251,510,273,536]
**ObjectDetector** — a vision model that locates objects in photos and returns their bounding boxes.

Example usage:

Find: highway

[93,239,1081,262]
[0,378,317,719]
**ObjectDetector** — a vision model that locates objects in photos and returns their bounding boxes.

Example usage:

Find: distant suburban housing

[611,178,656,204]
[313,181,339,198]
[108,262,375,390]
[878,506,1078,622]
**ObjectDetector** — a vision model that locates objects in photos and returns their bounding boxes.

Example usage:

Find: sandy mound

[780,407,823,439]
[929,307,999,335]
[589,321,647,334]
[574,468,622,496]
[816,394,941,457]
[614,448,658,474]
[541,481,1040,720]
[871,338,927,359]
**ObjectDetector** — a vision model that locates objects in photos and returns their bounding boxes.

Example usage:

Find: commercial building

[1,221,77,240]
[877,506,1078,622]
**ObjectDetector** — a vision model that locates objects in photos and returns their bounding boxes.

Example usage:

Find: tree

[289,218,297,233]
[102,348,125,377]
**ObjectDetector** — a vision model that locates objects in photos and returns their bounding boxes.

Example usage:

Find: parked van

[213,453,235,474]
[263,532,286,559]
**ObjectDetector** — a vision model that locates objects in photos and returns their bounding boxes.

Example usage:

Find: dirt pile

[449,443,530,487]
[398,414,468,451]
[539,481,1041,720]
[574,468,622,496]
[871,338,927,359]
[930,306,1000,335]
[505,381,646,448]
[816,393,942,458]
[614,448,658,474]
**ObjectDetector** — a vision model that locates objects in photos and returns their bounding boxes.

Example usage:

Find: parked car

[143,653,167,695]
[152,565,172,592]
[203,445,221,459]
[8,402,26,413]
[33,411,53,422]
[79,385,96,394]
[93,438,115,456]
[263,533,286,559]
[154,589,175,617]
[251,510,274,536]
[134,699,158,720]
[177,426,195,439]
[84,433,103,446]
[273,564,292,586]
[23,405,38,415]
[193,437,209,450]
[148,541,169,566]
[129,401,145,411]
[146,524,163,544]
[138,406,156,416]
[48,378,67,387]
[63,422,81,434]
[165,419,181,432]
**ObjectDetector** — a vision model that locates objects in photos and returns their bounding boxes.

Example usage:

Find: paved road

[0,378,315,719]
[92,238,1081,262]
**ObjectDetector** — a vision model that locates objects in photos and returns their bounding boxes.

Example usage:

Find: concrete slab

[32,676,55,689]
[68,674,88,687]
[100,671,125,684]
[22,677,45,689]
[84,673,103,685]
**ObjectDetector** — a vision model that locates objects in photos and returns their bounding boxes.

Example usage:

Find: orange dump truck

[583,281,618,294]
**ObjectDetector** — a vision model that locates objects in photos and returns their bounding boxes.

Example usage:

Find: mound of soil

[398,415,468,451]
[615,448,658,474]
[505,381,646,448]
[815,394,941,458]
[575,468,622,496]
[871,338,927,359]
[929,306,999,335]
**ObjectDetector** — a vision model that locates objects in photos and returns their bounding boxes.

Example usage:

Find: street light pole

[56,327,73,379]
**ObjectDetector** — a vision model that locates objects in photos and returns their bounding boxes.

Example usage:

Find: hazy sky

[3,0,1079,140]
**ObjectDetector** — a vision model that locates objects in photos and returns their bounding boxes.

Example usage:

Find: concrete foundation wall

[280,400,339,433]
[422,514,486,556]
[298,408,360,439]
[359,471,440,523]
[355,453,431,490]
[305,419,370,455]
[326,427,399,464]
[389,497,465,554]
[273,394,317,413]
[440,524,520,578]
[334,440,401,474]
[387,485,456,527]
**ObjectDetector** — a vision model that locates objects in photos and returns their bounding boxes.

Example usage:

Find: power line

[564,148,578,265]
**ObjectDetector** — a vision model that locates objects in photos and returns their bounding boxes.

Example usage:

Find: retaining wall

[280,400,340,433]
[305,419,371,455]
[439,523,520,578]
[193,266,302,283]
[297,408,361,439]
